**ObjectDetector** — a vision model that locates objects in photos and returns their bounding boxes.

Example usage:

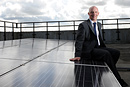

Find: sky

[0,0,130,22]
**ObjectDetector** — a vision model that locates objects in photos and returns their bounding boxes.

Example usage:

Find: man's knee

[103,50,111,57]
[110,48,120,57]
[102,50,113,62]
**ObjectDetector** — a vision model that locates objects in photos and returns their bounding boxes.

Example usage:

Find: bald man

[70,6,128,87]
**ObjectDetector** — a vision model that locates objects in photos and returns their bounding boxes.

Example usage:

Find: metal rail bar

[0,18,130,40]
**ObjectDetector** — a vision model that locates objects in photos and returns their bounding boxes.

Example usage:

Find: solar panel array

[0,38,121,87]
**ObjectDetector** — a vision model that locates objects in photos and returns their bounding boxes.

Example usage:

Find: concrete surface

[107,44,130,87]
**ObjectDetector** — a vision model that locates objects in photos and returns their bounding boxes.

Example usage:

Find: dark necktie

[93,22,99,46]
[93,22,97,36]
[93,23,101,46]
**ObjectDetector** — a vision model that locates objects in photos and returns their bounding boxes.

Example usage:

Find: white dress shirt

[89,19,100,46]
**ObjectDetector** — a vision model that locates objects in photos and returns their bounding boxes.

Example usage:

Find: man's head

[88,6,99,22]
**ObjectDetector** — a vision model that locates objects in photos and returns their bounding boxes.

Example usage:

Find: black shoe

[118,79,129,87]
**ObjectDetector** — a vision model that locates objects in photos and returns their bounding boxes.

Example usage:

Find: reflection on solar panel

[0,38,121,87]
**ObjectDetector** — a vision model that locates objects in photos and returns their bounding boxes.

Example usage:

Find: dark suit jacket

[75,19,106,59]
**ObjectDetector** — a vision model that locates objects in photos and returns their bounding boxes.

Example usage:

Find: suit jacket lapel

[97,22,104,40]
[97,22,101,34]
[85,20,103,37]
[87,20,95,34]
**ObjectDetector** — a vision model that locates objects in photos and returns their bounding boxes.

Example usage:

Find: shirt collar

[89,19,97,25]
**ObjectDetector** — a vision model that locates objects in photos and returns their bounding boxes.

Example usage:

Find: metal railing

[0,18,130,40]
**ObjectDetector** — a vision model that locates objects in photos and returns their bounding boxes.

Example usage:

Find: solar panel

[0,38,121,87]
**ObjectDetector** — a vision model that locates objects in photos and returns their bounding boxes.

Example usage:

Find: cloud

[100,0,130,19]
[2,16,53,22]
[115,0,130,7]
[0,0,130,22]
[0,0,108,22]
[82,0,107,6]
[20,0,46,16]
[0,0,48,22]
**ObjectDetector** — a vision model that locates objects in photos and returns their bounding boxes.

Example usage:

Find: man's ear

[98,12,99,16]
[88,12,90,16]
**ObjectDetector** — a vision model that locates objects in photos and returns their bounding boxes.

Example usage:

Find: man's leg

[101,47,120,64]
[91,48,121,80]
[91,48,128,87]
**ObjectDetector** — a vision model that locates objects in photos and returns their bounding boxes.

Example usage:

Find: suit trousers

[91,47,121,80]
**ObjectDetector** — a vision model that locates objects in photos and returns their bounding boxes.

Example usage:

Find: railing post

[20,23,22,39]
[16,23,18,28]
[73,21,76,40]
[33,23,36,38]
[58,22,61,39]
[12,23,14,40]
[46,22,49,39]
[101,20,105,41]
[4,22,6,41]
[116,19,120,40]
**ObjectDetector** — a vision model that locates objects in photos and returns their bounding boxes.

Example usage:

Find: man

[70,6,128,87]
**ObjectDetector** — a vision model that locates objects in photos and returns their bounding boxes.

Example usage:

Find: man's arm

[69,57,81,61]
[70,23,85,61]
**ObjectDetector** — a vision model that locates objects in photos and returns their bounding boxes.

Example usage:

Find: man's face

[88,7,99,21]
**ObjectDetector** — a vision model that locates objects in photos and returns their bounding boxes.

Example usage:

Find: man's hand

[69,57,81,61]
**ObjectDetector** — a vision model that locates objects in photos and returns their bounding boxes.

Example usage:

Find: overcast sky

[0,0,130,22]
